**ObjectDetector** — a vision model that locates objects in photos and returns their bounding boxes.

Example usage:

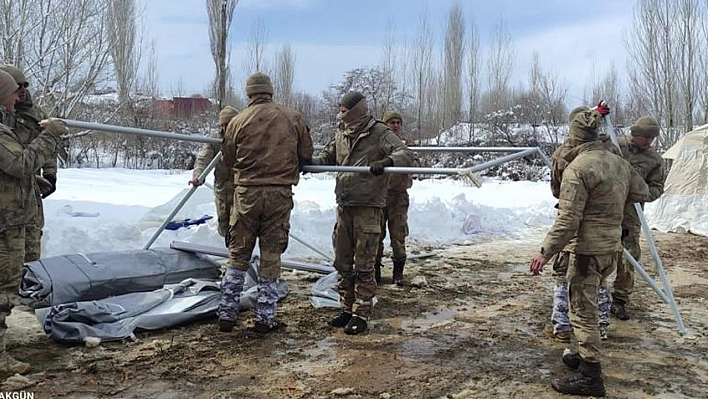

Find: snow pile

[41,169,557,260]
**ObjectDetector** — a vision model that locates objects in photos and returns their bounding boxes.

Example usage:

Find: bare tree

[409,8,435,141]
[379,20,399,116]
[141,39,160,98]
[107,0,140,109]
[273,43,296,107]
[243,18,269,75]
[483,19,515,115]
[465,18,481,143]
[442,3,465,130]
[625,0,707,148]
[207,0,237,109]
[0,0,32,67]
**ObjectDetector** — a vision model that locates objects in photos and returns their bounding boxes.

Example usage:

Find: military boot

[392,260,405,286]
[552,360,606,397]
[562,348,581,370]
[374,263,382,285]
[329,311,352,328]
[0,352,31,375]
[611,299,630,320]
[343,314,368,335]
[218,268,245,332]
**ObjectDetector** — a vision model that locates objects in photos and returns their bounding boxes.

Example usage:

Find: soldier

[218,72,313,334]
[374,111,415,286]
[0,69,66,373]
[313,92,415,335]
[0,64,55,262]
[548,105,616,342]
[530,107,650,396]
[189,105,239,237]
[611,116,665,320]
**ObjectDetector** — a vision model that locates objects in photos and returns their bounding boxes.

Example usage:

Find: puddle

[400,301,476,331]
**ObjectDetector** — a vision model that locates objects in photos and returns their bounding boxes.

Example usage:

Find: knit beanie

[339,91,365,110]
[568,105,590,124]
[219,106,239,124]
[245,72,274,96]
[630,116,660,138]
[0,64,27,85]
[0,70,18,104]
[383,111,403,123]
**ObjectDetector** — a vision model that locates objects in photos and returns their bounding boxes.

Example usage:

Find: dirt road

[4,231,707,398]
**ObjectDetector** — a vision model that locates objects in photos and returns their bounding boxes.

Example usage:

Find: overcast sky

[143,0,637,105]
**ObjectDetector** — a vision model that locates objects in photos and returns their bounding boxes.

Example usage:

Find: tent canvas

[647,123,708,236]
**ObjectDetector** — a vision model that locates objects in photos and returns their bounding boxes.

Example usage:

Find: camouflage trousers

[375,191,409,265]
[551,251,613,334]
[613,231,641,305]
[567,252,620,363]
[255,277,279,326]
[25,196,45,262]
[226,185,293,280]
[0,227,25,341]
[214,187,234,238]
[219,268,245,322]
[333,205,382,318]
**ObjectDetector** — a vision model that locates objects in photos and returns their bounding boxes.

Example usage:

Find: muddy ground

[3,231,707,398]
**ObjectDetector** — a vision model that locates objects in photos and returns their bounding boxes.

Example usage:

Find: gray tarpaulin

[36,256,289,343]
[20,247,222,307]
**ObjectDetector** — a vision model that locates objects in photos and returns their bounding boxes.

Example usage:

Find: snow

[41,169,558,261]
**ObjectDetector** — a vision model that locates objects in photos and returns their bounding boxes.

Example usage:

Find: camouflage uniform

[375,112,415,285]
[218,73,313,331]
[14,91,53,262]
[0,68,64,371]
[549,115,621,338]
[613,134,665,307]
[192,106,238,237]
[313,97,415,321]
[540,109,650,385]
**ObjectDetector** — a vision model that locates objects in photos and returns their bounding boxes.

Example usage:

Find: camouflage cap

[339,91,365,110]
[383,111,403,123]
[219,106,239,125]
[568,105,590,124]
[0,70,18,103]
[0,64,26,85]
[245,72,274,96]
[630,116,660,138]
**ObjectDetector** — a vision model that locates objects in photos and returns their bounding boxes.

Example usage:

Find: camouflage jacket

[550,135,618,199]
[541,141,650,259]
[222,96,313,187]
[617,135,665,231]
[15,93,56,176]
[313,117,416,208]
[192,129,233,197]
[0,122,61,231]
[387,132,417,194]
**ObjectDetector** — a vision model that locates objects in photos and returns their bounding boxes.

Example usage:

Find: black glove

[621,228,629,238]
[42,173,57,199]
[298,159,312,174]
[369,157,393,176]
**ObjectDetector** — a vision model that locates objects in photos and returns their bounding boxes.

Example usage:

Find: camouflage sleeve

[312,136,337,166]
[627,167,651,203]
[541,167,587,261]
[382,130,415,167]
[35,106,57,176]
[0,128,59,179]
[296,116,314,162]
[550,157,563,199]
[645,160,665,202]
[192,143,217,180]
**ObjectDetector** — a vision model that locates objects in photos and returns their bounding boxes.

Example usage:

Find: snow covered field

[41,168,558,260]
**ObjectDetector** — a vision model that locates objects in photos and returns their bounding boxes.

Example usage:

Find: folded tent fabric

[20,247,222,307]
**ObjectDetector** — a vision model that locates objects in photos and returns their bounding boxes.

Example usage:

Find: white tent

[647,123,708,235]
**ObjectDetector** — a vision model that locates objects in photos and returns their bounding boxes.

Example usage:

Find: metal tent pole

[143,152,223,250]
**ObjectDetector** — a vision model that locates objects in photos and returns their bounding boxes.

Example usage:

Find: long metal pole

[604,115,687,335]
[302,148,538,175]
[143,152,223,250]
